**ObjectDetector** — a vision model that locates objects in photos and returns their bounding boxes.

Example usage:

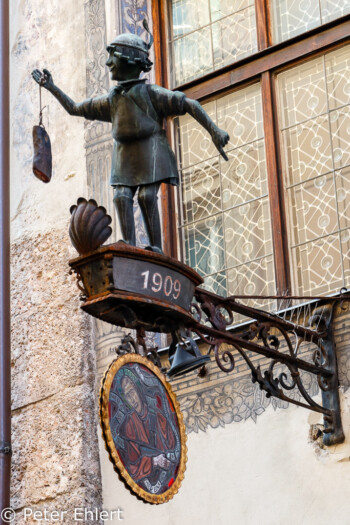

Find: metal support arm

[189,288,345,446]
[68,230,347,446]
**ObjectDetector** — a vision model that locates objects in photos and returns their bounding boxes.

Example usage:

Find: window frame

[152,0,350,296]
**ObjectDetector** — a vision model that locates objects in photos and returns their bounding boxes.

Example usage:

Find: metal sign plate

[113,257,195,311]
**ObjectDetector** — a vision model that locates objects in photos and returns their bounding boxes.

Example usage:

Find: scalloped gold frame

[99,354,187,504]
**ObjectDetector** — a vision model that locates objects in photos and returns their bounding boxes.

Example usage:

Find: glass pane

[277,58,327,129]
[221,139,268,209]
[202,271,227,296]
[184,214,225,276]
[277,46,350,295]
[341,228,350,284]
[330,105,350,169]
[226,256,276,308]
[170,0,257,87]
[326,45,350,110]
[171,0,210,38]
[173,27,213,85]
[210,0,253,22]
[336,167,350,230]
[281,116,333,186]
[224,198,273,269]
[177,101,216,167]
[212,7,257,70]
[271,0,350,44]
[286,174,338,246]
[217,84,264,149]
[321,0,350,24]
[291,235,343,296]
[182,158,221,224]
[271,0,320,43]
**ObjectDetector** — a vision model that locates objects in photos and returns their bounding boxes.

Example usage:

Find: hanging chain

[38,75,47,128]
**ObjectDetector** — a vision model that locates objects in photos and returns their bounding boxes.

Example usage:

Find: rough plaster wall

[11,0,88,241]
[99,304,350,524]
[10,0,102,522]
[101,389,350,525]
[98,303,350,525]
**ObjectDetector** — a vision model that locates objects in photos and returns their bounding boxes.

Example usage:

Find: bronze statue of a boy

[32,22,229,254]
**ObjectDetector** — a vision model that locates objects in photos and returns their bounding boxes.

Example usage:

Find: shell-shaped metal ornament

[69,197,112,255]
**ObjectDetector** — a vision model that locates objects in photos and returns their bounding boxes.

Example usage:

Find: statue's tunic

[80,79,186,187]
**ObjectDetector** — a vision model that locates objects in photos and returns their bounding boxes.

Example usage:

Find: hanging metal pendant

[32,124,52,183]
[32,80,52,183]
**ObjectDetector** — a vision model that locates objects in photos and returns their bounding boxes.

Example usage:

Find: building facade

[10,1,350,524]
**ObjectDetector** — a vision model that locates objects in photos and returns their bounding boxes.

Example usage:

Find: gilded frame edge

[99,353,187,504]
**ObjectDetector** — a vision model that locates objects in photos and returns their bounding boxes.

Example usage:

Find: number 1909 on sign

[141,270,181,300]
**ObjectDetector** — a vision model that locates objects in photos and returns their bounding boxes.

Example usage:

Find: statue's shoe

[145,245,163,255]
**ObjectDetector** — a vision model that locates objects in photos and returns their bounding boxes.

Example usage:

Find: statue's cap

[107,19,154,72]
[108,33,150,54]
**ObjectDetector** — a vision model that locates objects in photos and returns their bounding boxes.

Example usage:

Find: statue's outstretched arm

[183,97,230,161]
[32,69,87,117]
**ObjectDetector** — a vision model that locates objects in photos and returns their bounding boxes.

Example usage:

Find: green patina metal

[32,20,229,254]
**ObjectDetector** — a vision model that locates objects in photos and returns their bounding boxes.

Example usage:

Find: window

[176,84,275,310]
[153,1,350,310]
[277,46,350,295]
[170,0,258,85]
[270,0,350,43]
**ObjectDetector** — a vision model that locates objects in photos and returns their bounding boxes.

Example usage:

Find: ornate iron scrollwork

[116,328,164,372]
[189,288,346,446]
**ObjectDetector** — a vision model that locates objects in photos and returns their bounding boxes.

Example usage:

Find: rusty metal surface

[69,241,204,285]
[81,291,196,333]
[112,256,195,311]
[69,242,202,333]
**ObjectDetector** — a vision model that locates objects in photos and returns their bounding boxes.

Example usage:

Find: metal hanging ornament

[32,79,52,183]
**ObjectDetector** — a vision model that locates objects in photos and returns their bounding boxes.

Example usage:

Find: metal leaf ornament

[69,197,112,255]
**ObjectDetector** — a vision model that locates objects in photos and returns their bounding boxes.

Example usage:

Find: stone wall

[10,0,102,522]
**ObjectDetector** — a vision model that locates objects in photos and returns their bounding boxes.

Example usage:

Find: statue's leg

[138,183,162,253]
[113,185,137,245]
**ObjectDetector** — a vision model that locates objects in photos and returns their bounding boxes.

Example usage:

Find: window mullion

[153,0,178,258]
[255,0,272,50]
[261,70,291,295]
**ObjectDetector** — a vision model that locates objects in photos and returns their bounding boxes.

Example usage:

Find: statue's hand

[212,128,230,161]
[32,68,54,91]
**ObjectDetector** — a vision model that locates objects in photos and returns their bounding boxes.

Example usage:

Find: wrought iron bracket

[314,306,344,445]
[115,328,166,372]
[67,228,347,447]
[187,288,346,446]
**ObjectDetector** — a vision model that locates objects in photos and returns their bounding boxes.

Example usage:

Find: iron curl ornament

[67,197,349,448]
[187,287,348,446]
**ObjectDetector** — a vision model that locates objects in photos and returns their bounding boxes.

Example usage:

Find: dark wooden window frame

[152,0,350,295]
